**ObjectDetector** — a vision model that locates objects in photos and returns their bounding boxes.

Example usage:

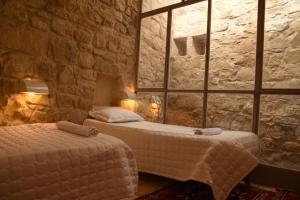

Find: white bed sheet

[0,123,138,200]
[84,119,259,200]
[85,120,259,155]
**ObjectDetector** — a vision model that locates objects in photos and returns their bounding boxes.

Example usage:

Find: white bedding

[84,119,259,200]
[0,123,138,200]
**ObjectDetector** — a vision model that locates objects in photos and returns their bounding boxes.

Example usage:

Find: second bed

[84,119,259,200]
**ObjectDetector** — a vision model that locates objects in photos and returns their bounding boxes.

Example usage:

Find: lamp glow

[21,79,49,95]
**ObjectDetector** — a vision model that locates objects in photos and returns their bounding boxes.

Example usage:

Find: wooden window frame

[135,0,300,133]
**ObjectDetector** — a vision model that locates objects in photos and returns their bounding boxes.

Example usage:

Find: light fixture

[124,91,136,100]
[121,91,137,111]
[150,96,161,107]
[21,78,49,95]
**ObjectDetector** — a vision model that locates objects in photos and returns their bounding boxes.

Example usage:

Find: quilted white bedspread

[84,119,259,200]
[0,123,138,200]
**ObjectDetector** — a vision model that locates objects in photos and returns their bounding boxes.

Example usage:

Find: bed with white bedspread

[84,119,259,200]
[0,123,138,200]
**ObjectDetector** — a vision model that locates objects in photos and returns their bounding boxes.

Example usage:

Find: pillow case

[89,107,144,123]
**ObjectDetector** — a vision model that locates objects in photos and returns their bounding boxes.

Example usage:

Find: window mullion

[202,0,212,128]
[163,10,173,124]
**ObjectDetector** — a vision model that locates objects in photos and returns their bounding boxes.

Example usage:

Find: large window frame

[135,0,300,133]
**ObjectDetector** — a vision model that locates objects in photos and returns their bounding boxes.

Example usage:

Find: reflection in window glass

[138,13,167,88]
[209,0,257,90]
[167,93,203,127]
[207,94,253,131]
[142,0,181,13]
[169,2,208,90]
[136,92,164,123]
[259,95,300,171]
[263,0,300,88]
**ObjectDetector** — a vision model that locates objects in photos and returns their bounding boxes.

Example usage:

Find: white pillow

[89,107,144,123]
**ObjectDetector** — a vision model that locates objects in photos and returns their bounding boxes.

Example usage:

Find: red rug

[136,181,300,200]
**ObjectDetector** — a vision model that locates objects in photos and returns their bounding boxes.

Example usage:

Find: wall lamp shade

[21,79,49,95]
[124,91,136,100]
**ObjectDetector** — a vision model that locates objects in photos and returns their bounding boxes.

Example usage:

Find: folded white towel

[194,128,223,135]
[56,121,99,137]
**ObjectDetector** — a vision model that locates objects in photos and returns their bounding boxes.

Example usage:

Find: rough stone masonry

[0,0,139,125]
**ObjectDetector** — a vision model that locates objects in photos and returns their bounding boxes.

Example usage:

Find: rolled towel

[194,128,223,135]
[56,121,99,137]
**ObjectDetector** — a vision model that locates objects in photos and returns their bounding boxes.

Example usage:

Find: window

[136,0,300,170]
[263,0,300,89]
[142,0,181,13]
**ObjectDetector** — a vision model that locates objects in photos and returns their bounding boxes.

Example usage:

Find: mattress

[84,119,259,200]
[0,123,138,200]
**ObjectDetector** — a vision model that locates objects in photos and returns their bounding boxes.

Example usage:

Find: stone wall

[138,12,167,88]
[137,0,300,171]
[0,0,139,125]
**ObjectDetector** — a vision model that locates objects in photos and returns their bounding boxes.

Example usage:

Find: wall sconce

[124,91,137,100]
[150,96,161,120]
[21,78,49,95]
[150,96,161,108]
[121,91,137,111]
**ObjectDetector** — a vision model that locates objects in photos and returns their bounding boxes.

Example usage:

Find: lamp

[21,78,49,95]
[121,91,137,111]
[124,91,136,100]
[150,96,161,120]
[150,96,161,108]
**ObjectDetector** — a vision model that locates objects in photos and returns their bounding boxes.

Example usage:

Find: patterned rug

[136,181,300,200]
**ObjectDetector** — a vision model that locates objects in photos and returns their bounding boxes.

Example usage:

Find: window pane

[142,0,181,13]
[259,95,300,171]
[138,13,167,88]
[136,92,164,123]
[209,0,257,90]
[207,94,253,131]
[169,2,208,90]
[167,93,203,127]
[263,0,300,88]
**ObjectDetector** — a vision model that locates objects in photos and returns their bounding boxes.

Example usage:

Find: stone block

[114,22,127,34]
[25,0,47,8]
[285,49,300,64]
[80,69,97,81]
[114,0,126,12]
[282,142,300,152]
[74,29,93,44]
[35,58,57,81]
[101,0,112,6]
[291,32,300,48]
[78,51,95,69]
[0,22,49,56]
[2,52,34,79]
[49,37,78,64]
[79,98,93,110]
[56,93,78,107]
[31,16,49,31]
[93,32,108,49]
[58,65,77,85]
[51,17,73,37]
[2,0,29,22]
[236,68,254,81]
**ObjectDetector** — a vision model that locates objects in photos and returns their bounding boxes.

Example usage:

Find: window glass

[168,2,208,90]
[209,0,257,90]
[207,94,254,131]
[263,0,300,88]
[167,93,203,127]
[259,95,300,171]
[136,92,165,123]
[142,0,181,13]
[138,13,167,88]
